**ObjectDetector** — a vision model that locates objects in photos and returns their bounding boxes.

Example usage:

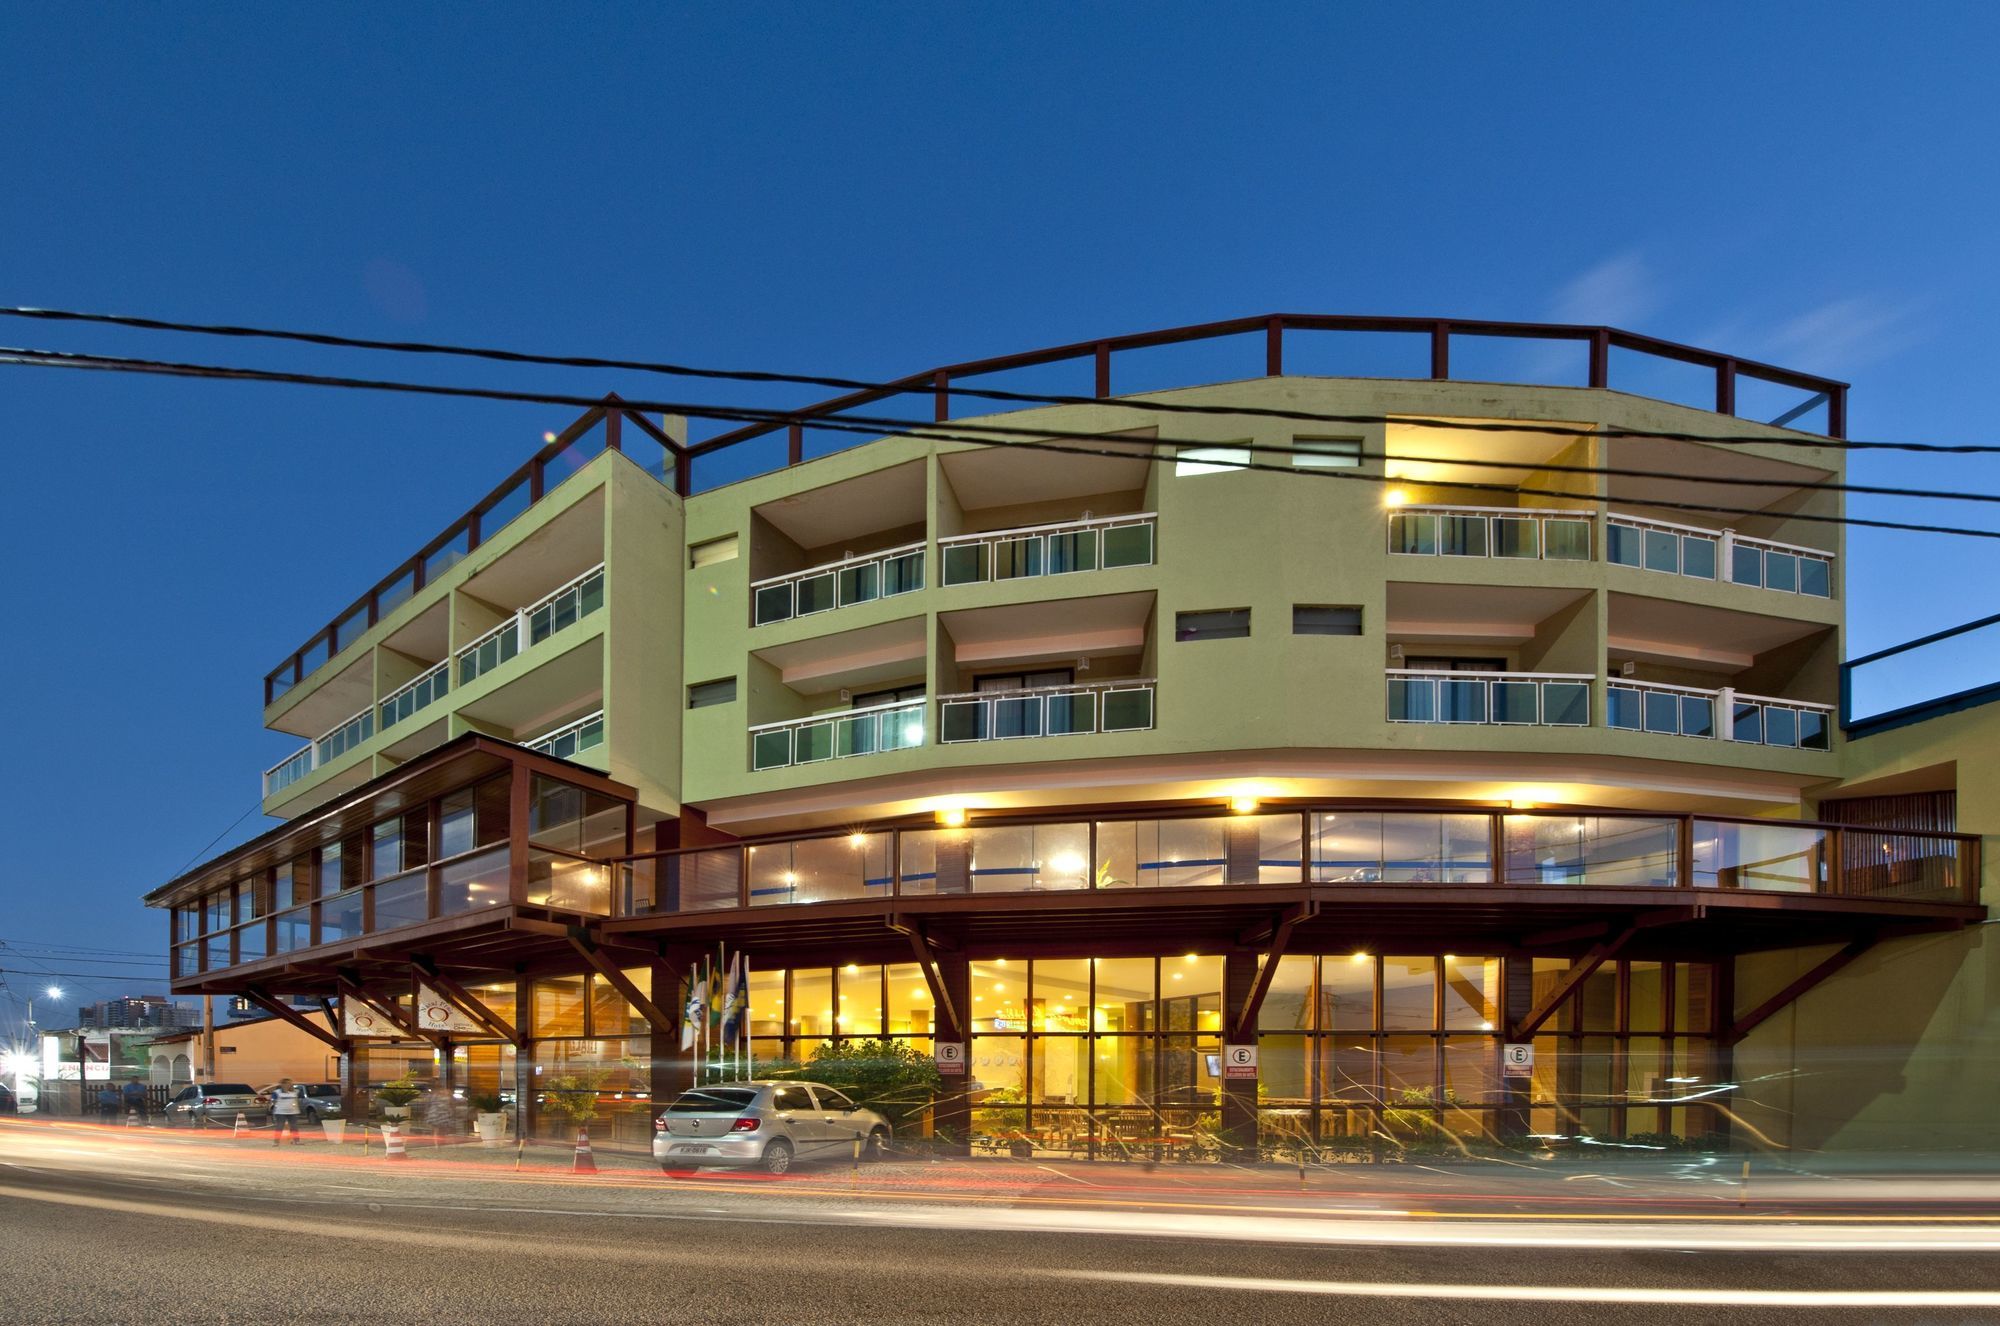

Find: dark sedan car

[162,1083,270,1127]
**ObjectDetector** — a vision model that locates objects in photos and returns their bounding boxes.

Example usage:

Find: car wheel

[865,1127,890,1161]
[761,1139,794,1175]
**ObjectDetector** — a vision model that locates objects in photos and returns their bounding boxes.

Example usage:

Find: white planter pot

[475,1113,506,1144]
[321,1119,347,1143]
[382,1104,410,1121]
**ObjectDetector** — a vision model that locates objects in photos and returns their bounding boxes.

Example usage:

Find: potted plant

[376,1076,420,1121]
[471,1092,507,1144]
[541,1070,606,1139]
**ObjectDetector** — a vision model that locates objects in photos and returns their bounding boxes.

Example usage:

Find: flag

[681,972,706,1051]
[721,953,747,1043]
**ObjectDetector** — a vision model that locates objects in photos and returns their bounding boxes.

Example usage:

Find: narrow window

[1294,605,1362,636]
[1292,437,1363,468]
[687,677,738,709]
[1174,444,1251,477]
[689,534,739,569]
[1175,608,1251,642]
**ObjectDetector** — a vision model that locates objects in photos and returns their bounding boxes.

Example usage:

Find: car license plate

[672,1144,712,1155]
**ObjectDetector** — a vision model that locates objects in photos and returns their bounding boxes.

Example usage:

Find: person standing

[269,1078,304,1144]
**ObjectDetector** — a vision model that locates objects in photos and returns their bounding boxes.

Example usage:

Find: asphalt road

[8,1122,2000,1324]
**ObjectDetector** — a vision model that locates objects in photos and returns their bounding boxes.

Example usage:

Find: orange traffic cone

[572,1125,597,1174]
[382,1123,408,1162]
[232,1112,250,1139]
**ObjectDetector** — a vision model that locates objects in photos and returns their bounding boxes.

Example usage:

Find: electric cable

[4,343,1998,542]
[0,302,1980,455]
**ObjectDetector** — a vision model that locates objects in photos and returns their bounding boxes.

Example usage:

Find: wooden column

[1220,950,1261,1161]
[934,953,973,1155]
[513,978,535,1142]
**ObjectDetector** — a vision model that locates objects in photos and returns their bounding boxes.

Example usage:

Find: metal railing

[379,661,449,730]
[263,746,315,798]
[749,700,927,772]
[1385,670,1593,726]
[1607,514,1833,598]
[752,542,924,626]
[456,563,606,687]
[1387,505,1593,560]
[938,679,1157,743]
[939,513,1156,586]
[315,706,374,765]
[1608,679,1833,750]
[528,710,605,759]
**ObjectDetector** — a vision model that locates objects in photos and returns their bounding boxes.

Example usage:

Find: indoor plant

[471,1091,507,1143]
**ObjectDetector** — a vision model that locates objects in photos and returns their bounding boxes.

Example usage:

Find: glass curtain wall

[1528,959,1720,1144]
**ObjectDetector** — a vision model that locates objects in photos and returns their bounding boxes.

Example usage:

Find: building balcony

[938,513,1156,587]
[1384,669,1593,727]
[1386,504,1835,599]
[751,542,925,627]
[456,564,605,688]
[938,678,1157,743]
[526,710,605,761]
[748,698,928,773]
[1607,679,1832,751]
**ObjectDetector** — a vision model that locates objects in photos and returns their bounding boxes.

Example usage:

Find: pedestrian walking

[121,1078,148,1122]
[269,1077,305,1144]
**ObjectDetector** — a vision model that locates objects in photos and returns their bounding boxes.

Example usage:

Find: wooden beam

[1726,936,1877,1045]
[410,956,523,1047]
[566,927,678,1037]
[243,985,348,1053]
[1510,924,1639,1039]
[887,916,963,1043]
[1232,902,1316,1042]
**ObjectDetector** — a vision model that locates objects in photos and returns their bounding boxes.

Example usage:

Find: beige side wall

[153,1013,344,1087]
[1735,699,2000,1152]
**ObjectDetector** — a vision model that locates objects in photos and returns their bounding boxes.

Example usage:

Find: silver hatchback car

[653,1081,891,1174]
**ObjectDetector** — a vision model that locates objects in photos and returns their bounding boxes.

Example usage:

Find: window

[1292,436,1363,468]
[687,677,737,709]
[690,535,739,569]
[1174,444,1250,477]
[972,671,1070,694]
[853,683,926,706]
[1175,608,1250,642]
[1294,605,1362,636]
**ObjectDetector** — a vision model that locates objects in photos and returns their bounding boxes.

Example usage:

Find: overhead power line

[4,343,1999,541]
[0,302,1982,455]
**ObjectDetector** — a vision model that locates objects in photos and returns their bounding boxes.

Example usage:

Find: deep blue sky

[4,5,1997,1018]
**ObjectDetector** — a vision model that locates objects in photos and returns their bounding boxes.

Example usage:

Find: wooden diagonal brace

[243,985,349,1053]
[1726,936,1877,1045]
[1232,901,1317,1043]
[410,956,523,1047]
[1510,924,1640,1040]
[887,916,963,1043]
[566,927,678,1037]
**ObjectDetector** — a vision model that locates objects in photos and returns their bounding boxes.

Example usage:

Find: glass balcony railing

[750,700,927,772]
[528,710,605,760]
[379,661,449,731]
[455,563,606,687]
[1387,505,1592,560]
[938,679,1156,743]
[1385,670,1592,726]
[264,745,315,797]
[1608,680,1832,750]
[1607,516,1832,598]
[752,543,924,627]
[315,707,374,765]
[939,513,1156,587]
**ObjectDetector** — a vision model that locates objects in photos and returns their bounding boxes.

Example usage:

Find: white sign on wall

[1222,1044,1259,1079]
[1503,1043,1535,1078]
[341,1001,396,1038]
[934,1042,966,1075]
[414,985,486,1035]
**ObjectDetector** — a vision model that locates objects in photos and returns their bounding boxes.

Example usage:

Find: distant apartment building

[142,315,1996,1155]
[75,996,202,1031]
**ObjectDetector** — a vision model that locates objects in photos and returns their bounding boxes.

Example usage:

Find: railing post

[1678,816,1694,889]
[1718,529,1736,583]
[738,845,751,909]
[787,422,803,466]
[604,410,623,454]
[1828,385,1848,440]
[674,447,692,497]
[1716,358,1737,416]
[1717,687,1736,741]
[1827,827,1844,896]
[1265,316,1283,377]
[934,370,950,423]
[1588,329,1609,389]
[1430,322,1450,380]
[1094,342,1111,399]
